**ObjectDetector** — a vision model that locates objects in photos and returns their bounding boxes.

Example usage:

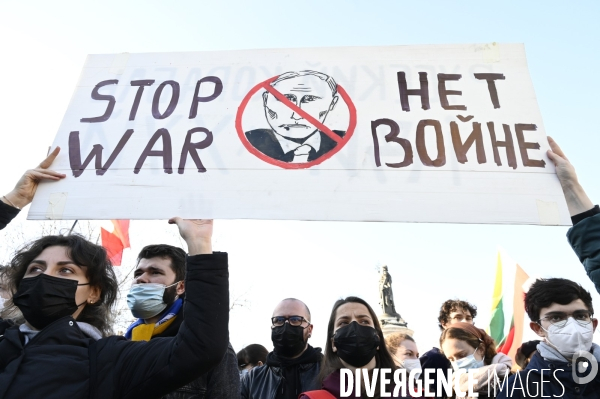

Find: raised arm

[548,137,600,294]
[1,147,66,230]
[99,218,229,399]
[546,137,594,217]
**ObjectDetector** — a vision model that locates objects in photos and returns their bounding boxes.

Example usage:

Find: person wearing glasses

[497,278,600,398]
[241,298,322,399]
[419,299,478,397]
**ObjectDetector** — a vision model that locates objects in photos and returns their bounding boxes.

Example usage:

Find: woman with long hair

[300,296,409,399]
[440,322,512,398]
[0,151,230,399]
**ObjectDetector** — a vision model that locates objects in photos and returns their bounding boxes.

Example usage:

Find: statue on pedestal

[379,266,398,317]
[377,265,411,336]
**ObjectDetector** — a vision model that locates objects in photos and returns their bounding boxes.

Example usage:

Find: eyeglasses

[271,315,310,327]
[536,310,594,328]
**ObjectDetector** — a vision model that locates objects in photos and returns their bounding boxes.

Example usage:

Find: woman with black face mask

[0,211,229,398]
[300,296,409,399]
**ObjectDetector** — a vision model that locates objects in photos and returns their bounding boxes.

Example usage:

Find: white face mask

[542,317,594,359]
[127,281,179,320]
[402,358,422,375]
[0,297,5,312]
[451,347,485,371]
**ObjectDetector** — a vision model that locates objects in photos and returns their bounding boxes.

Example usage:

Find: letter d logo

[572,350,598,384]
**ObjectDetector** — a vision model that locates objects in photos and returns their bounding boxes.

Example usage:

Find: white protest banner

[29,43,570,225]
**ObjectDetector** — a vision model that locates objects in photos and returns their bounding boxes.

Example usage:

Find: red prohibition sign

[235,75,357,169]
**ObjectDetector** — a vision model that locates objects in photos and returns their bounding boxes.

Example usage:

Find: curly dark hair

[3,234,118,337]
[525,278,593,322]
[438,299,478,331]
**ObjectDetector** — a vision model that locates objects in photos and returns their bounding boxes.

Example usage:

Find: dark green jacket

[567,208,600,294]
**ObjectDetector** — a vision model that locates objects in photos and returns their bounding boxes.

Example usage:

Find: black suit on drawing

[244,129,346,163]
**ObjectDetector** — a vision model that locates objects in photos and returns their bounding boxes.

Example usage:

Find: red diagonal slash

[260,83,343,144]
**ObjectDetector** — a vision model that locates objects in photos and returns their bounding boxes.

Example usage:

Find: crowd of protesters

[0,136,599,398]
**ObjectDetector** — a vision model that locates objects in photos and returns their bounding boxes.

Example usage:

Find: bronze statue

[379,266,398,316]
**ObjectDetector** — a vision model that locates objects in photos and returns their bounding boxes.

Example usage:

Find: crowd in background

[1,136,600,398]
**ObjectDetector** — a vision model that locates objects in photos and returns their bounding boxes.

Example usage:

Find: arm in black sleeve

[101,252,229,399]
[206,342,240,399]
[571,205,600,226]
[0,201,20,230]
[567,213,600,294]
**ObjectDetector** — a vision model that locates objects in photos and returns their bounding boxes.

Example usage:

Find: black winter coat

[0,200,19,230]
[150,313,240,399]
[240,346,322,399]
[0,252,229,399]
[496,351,600,398]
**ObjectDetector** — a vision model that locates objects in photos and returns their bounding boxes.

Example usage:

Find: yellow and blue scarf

[124,298,183,341]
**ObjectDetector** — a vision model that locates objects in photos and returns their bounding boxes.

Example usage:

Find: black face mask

[13,274,89,330]
[271,323,307,358]
[333,321,380,367]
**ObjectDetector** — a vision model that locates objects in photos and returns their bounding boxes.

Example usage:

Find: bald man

[241,298,323,399]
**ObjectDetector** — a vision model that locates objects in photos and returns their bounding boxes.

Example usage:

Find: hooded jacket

[0,252,229,399]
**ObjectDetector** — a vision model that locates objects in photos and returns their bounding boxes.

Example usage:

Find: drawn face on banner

[262,73,339,140]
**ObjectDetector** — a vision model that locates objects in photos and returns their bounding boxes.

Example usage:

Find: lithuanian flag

[488,252,505,346]
[487,251,530,359]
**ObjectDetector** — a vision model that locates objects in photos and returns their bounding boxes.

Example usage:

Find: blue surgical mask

[451,347,484,371]
[127,282,179,319]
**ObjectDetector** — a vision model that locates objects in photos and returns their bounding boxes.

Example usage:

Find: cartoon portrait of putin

[245,70,346,164]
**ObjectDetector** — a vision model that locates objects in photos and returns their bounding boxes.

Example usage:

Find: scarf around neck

[124,298,183,341]
[537,341,600,363]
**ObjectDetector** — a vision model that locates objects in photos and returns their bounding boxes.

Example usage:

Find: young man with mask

[241,298,323,399]
[125,244,239,399]
[497,278,600,398]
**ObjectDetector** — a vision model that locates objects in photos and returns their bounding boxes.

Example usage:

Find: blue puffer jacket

[567,209,600,294]
[496,350,600,398]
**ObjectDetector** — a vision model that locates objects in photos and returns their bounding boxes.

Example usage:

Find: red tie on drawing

[101,220,130,266]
